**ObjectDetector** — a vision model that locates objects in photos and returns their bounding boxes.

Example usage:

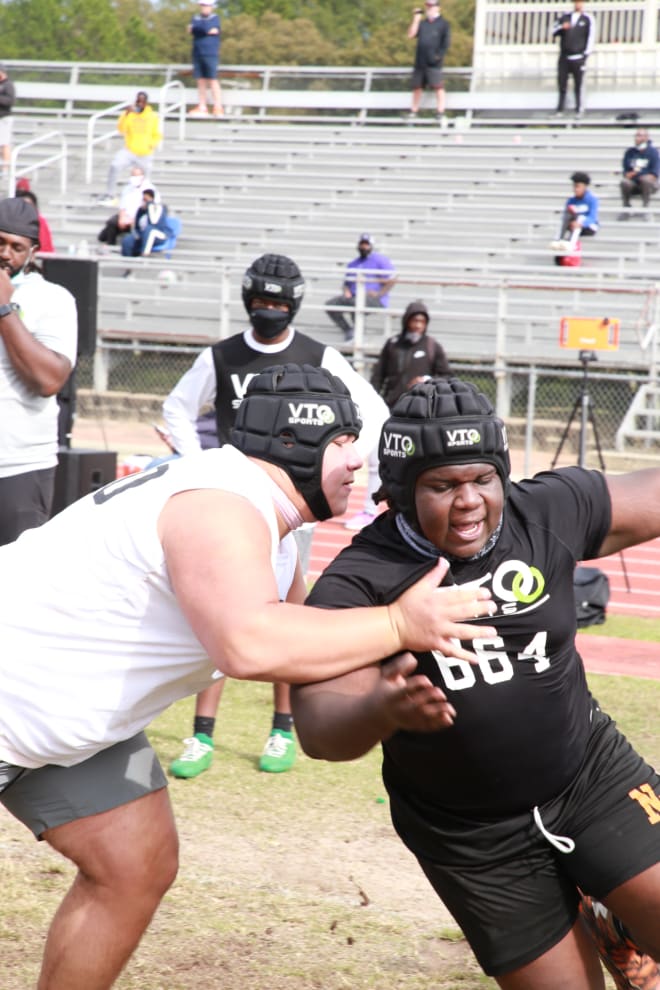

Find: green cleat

[169,733,214,779]
[259,728,296,773]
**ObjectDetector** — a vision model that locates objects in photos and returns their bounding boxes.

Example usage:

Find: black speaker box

[42,256,99,357]
[51,448,117,517]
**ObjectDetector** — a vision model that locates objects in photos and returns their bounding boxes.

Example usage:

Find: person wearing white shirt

[162,253,390,777]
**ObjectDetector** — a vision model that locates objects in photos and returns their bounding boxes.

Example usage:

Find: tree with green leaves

[0,0,475,66]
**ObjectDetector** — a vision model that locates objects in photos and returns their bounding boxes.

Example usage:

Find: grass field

[0,668,658,989]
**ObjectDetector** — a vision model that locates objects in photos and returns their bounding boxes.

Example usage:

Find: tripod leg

[586,400,606,472]
[551,396,581,469]
[586,403,633,593]
[618,552,632,593]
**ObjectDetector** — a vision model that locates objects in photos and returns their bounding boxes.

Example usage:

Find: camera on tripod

[552,316,620,472]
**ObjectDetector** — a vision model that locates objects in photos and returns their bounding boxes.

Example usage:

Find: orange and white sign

[559,317,620,352]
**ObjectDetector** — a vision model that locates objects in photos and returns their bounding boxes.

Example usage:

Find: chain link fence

[75,345,656,478]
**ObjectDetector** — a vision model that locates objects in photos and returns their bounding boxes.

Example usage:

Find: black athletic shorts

[0,732,168,839]
[0,467,55,546]
[411,65,445,90]
[411,704,660,977]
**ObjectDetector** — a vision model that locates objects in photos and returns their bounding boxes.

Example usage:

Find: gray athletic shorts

[406,705,660,977]
[411,65,445,90]
[0,732,168,839]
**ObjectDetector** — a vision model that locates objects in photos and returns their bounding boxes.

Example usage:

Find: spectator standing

[550,170,599,255]
[100,91,162,205]
[325,233,397,343]
[406,1,451,123]
[98,165,158,247]
[0,196,77,546]
[0,64,15,173]
[552,0,595,119]
[371,300,451,409]
[189,0,224,117]
[0,364,493,990]
[163,253,390,777]
[294,376,660,990]
[15,185,55,254]
[121,188,171,257]
[619,128,660,218]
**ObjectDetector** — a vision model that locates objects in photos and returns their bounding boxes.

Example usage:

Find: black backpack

[574,566,610,628]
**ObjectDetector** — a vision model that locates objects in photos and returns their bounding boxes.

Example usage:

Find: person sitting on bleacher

[550,170,599,258]
[325,233,397,343]
[121,188,172,257]
[98,165,159,247]
[619,128,659,220]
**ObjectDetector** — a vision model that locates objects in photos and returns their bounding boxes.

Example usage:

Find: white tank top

[0,447,297,768]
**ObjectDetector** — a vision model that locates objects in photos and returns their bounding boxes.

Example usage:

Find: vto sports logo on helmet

[287,402,336,426]
[445,427,481,448]
[263,281,283,295]
[381,431,416,459]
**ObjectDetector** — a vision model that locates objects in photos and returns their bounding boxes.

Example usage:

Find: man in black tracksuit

[552,0,595,117]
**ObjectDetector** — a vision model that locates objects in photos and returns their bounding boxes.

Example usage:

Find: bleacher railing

[6,58,660,121]
[9,131,67,198]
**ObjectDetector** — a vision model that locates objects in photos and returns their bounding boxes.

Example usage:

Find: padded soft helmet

[231,363,362,521]
[0,196,40,243]
[378,377,511,520]
[241,253,305,319]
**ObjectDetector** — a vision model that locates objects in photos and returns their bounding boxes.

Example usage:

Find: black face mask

[358,247,371,259]
[249,307,291,339]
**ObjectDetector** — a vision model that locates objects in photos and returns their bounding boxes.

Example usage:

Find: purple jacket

[343,251,396,306]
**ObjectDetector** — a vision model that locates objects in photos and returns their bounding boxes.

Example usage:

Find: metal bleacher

[6,58,660,382]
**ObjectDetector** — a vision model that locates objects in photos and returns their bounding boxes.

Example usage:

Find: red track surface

[309,486,660,681]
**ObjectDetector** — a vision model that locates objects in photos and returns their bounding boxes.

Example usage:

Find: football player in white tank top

[0,363,494,990]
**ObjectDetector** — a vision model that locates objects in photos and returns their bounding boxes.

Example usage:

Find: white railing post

[524,366,538,479]
[352,273,366,372]
[10,131,68,197]
[85,101,128,186]
[158,80,186,144]
[494,282,510,418]
[651,284,660,385]
[93,344,110,392]
[219,265,231,339]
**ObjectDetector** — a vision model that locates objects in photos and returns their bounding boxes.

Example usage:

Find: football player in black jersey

[293,377,660,990]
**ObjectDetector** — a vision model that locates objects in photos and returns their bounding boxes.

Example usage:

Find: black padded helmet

[378,377,510,519]
[241,253,305,318]
[0,196,40,243]
[231,363,362,521]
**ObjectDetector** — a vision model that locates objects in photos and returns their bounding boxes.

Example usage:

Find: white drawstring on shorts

[532,806,576,854]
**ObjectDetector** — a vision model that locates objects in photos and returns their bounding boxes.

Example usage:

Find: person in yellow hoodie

[100,91,162,205]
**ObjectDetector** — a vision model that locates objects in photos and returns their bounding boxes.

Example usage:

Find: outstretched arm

[292,652,456,762]
[159,489,496,684]
[600,468,660,556]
